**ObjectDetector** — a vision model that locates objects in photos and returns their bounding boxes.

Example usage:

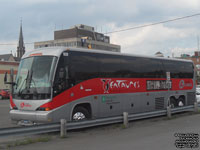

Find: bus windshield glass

[13,56,58,100]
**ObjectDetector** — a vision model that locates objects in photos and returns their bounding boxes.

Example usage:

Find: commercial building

[34,24,121,52]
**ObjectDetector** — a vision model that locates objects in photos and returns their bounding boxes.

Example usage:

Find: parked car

[0,89,10,100]
[196,87,200,103]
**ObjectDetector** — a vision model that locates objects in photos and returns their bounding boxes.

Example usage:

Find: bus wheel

[72,106,90,121]
[178,97,185,107]
[170,97,177,108]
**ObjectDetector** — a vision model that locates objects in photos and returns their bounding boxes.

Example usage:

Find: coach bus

[5,47,195,125]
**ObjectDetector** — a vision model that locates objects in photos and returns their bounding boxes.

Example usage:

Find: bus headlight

[36,107,51,111]
[12,106,18,110]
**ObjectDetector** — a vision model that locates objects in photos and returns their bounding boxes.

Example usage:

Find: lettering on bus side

[146,80,171,90]
[102,96,118,104]
[20,102,32,109]
[101,79,140,93]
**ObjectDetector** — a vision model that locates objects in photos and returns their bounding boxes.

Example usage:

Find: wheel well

[169,95,186,106]
[170,96,176,100]
[73,103,92,117]
[179,95,185,100]
[168,96,176,106]
[169,96,176,103]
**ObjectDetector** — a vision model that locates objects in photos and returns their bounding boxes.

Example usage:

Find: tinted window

[140,58,165,78]
[98,54,121,77]
[53,52,70,96]
[162,60,179,78]
[162,60,193,78]
[184,62,194,78]
[120,56,141,78]
[68,51,193,83]
[120,57,165,78]
[70,51,99,84]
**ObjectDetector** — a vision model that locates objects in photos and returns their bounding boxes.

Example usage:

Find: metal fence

[0,104,197,138]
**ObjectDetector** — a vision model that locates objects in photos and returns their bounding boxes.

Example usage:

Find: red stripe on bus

[40,78,194,110]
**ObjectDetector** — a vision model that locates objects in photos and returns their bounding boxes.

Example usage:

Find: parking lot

[7,111,200,150]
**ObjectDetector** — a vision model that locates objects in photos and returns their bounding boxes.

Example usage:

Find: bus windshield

[13,56,58,100]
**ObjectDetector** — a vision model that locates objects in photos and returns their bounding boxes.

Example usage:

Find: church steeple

[17,20,25,58]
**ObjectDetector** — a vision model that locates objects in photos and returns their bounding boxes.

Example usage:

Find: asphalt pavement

[8,112,200,150]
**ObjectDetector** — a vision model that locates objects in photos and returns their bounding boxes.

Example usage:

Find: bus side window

[58,67,67,89]
[53,53,69,96]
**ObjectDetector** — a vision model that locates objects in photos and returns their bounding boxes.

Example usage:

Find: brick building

[181,51,200,83]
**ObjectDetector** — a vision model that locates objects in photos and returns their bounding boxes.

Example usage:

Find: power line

[0,43,17,45]
[24,42,34,45]
[105,13,200,34]
[1,13,200,45]
[0,42,34,46]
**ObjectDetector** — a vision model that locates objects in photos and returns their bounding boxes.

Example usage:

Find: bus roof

[22,47,193,63]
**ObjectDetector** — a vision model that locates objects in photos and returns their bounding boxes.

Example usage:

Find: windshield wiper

[26,69,33,89]
[28,70,38,96]
[18,70,38,97]
[18,70,30,96]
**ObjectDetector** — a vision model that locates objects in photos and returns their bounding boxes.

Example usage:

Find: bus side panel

[50,88,195,122]
[51,103,72,122]
[49,77,195,122]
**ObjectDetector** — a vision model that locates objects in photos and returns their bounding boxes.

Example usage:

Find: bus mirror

[4,72,8,83]
[4,71,16,86]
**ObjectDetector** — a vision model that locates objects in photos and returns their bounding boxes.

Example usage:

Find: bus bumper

[10,110,53,125]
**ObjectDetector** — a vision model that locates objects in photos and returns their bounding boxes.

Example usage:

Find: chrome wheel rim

[73,112,86,121]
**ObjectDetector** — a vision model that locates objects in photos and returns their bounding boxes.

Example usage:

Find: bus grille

[155,97,164,110]
[187,92,195,105]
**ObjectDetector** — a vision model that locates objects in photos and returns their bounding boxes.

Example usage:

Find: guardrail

[0,104,197,138]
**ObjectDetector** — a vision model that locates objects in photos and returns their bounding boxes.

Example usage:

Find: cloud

[0,0,200,57]
[0,40,18,55]
[108,22,198,57]
[154,0,200,10]
[18,0,64,4]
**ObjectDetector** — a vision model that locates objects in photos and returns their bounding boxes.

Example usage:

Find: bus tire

[72,106,90,121]
[178,97,185,107]
[170,97,177,108]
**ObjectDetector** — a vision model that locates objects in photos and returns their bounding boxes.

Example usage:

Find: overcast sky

[0,0,200,57]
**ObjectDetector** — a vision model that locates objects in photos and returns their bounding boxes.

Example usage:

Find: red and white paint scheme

[9,47,196,125]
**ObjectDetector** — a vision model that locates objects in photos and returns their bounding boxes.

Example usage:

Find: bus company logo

[20,102,32,108]
[179,80,193,89]
[101,79,111,93]
[179,80,185,89]
[101,79,140,93]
